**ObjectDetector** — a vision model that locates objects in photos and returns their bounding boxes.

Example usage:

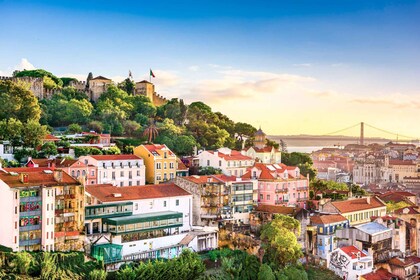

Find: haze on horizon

[1,0,420,138]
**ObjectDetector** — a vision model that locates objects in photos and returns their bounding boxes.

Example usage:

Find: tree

[258,264,275,280]
[260,214,303,267]
[87,269,107,280]
[14,69,63,88]
[0,118,23,146]
[87,121,104,133]
[67,123,83,134]
[22,120,49,148]
[123,120,141,137]
[235,122,257,142]
[118,78,135,94]
[143,120,159,143]
[174,135,198,156]
[40,142,58,158]
[282,152,316,180]
[198,166,222,175]
[0,80,42,122]
[12,251,33,275]
[61,86,88,100]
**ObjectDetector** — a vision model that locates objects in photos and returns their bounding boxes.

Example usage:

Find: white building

[85,183,218,264]
[197,147,254,177]
[0,141,15,161]
[79,155,145,187]
[245,146,281,164]
[327,246,373,280]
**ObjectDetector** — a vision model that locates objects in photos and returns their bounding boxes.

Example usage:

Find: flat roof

[354,222,391,235]
[104,211,182,226]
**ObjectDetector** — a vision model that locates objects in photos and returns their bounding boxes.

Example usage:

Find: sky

[1,0,420,138]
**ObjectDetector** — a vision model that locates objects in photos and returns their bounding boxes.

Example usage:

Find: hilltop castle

[0,73,168,107]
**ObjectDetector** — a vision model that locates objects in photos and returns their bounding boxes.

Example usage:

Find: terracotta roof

[340,246,367,259]
[91,75,111,81]
[330,197,386,213]
[251,146,277,153]
[254,205,297,215]
[379,191,416,204]
[85,183,191,202]
[89,155,142,161]
[394,206,420,214]
[81,132,110,137]
[389,160,415,166]
[208,150,252,161]
[0,168,78,188]
[247,162,303,181]
[176,158,188,171]
[28,158,54,167]
[141,144,175,156]
[389,257,414,267]
[405,256,420,264]
[362,268,398,280]
[43,134,60,141]
[182,174,237,184]
[310,214,348,225]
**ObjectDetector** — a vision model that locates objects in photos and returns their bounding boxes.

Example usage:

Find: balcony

[297,187,309,191]
[275,189,288,193]
[297,198,307,202]
[64,194,76,199]
[19,238,41,246]
[85,202,133,220]
[275,200,284,205]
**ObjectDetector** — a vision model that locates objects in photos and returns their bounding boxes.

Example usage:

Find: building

[320,197,387,226]
[327,245,374,280]
[336,222,393,263]
[84,183,217,264]
[81,132,112,147]
[133,144,177,184]
[134,80,167,106]
[197,147,254,177]
[176,158,189,177]
[88,76,112,102]
[0,141,14,161]
[387,257,417,280]
[309,214,350,259]
[361,268,398,280]
[249,204,298,233]
[79,155,145,186]
[175,174,258,226]
[0,167,84,252]
[243,163,309,208]
[379,191,417,206]
[371,216,407,257]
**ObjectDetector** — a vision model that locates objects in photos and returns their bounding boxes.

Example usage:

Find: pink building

[243,163,309,208]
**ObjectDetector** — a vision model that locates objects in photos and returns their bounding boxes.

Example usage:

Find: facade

[176,158,189,177]
[336,222,393,263]
[88,76,112,102]
[85,183,217,264]
[133,144,177,184]
[0,167,84,252]
[134,80,167,106]
[320,197,387,226]
[0,141,14,161]
[361,268,398,280]
[372,216,407,256]
[309,214,350,259]
[175,174,258,226]
[243,163,309,208]
[388,257,417,280]
[245,146,282,164]
[197,147,254,177]
[79,155,145,186]
[327,245,374,280]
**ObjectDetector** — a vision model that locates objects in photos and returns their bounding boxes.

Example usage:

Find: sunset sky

[1,0,420,138]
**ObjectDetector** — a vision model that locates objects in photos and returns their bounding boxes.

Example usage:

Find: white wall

[41,187,56,251]
[0,181,18,251]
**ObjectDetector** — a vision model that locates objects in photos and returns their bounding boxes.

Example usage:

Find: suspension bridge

[272,122,420,146]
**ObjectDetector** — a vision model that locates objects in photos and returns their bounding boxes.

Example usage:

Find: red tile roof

[340,246,367,259]
[43,134,60,141]
[245,162,304,181]
[362,268,398,280]
[176,158,188,171]
[330,197,386,213]
[28,158,84,168]
[254,205,297,215]
[388,257,414,267]
[182,174,237,184]
[379,191,416,204]
[0,168,78,187]
[394,206,420,214]
[405,256,420,264]
[389,160,415,166]
[89,155,142,161]
[85,183,191,202]
[142,144,175,156]
[310,214,348,225]
[208,150,252,161]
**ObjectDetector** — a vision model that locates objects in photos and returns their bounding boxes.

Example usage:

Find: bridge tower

[360,122,364,145]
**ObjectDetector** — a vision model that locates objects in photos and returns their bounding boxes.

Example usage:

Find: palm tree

[143,119,159,143]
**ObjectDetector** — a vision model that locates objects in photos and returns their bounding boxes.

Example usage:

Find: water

[287,146,334,153]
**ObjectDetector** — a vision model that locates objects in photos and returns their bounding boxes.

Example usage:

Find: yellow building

[133,144,177,184]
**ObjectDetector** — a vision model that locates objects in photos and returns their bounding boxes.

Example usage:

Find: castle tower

[254,127,266,149]
[135,80,155,102]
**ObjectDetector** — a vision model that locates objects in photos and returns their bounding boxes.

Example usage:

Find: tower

[254,128,266,149]
[360,122,364,146]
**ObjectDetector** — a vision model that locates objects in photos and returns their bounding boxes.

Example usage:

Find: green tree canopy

[0,80,42,122]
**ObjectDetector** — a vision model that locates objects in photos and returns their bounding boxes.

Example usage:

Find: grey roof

[354,222,391,235]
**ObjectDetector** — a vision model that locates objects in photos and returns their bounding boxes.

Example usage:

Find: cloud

[183,68,316,103]
[349,93,420,109]
[188,65,200,72]
[14,58,35,71]
[59,73,87,81]
[150,70,180,87]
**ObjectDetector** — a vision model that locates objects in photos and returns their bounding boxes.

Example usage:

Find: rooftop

[361,267,398,280]
[330,197,385,213]
[0,168,78,188]
[141,144,175,157]
[86,183,191,202]
[340,245,367,259]
[254,205,297,215]
[354,222,391,235]
[88,154,142,161]
[310,214,348,225]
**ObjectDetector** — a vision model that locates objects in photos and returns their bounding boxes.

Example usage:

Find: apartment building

[79,155,145,186]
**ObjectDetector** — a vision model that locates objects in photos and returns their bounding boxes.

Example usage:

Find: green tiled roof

[104,211,183,226]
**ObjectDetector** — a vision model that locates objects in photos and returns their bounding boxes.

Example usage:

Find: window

[164,162,167,169]
[164,201,167,207]
[176,199,179,206]
[170,162,174,169]
[170,173,174,179]
[120,171,124,177]
[137,170,140,176]
[267,195,270,201]
[164,173,167,181]
[137,181,140,185]
[135,203,138,210]
[156,163,162,169]
[129,181,132,186]
[112,172,116,179]
[219,160,222,167]
[207,160,210,166]
[129,171,132,179]
[260,194,263,200]
[164,152,167,158]
[120,182,123,187]
[15,192,18,199]
[91,170,95,176]
[71,170,75,177]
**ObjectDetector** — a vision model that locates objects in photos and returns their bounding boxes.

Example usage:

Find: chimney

[366,196,371,204]
[20,173,29,184]
[53,169,63,183]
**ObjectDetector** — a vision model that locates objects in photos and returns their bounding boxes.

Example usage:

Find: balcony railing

[297,187,309,191]
[275,200,284,205]
[297,198,307,202]
[275,189,288,193]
